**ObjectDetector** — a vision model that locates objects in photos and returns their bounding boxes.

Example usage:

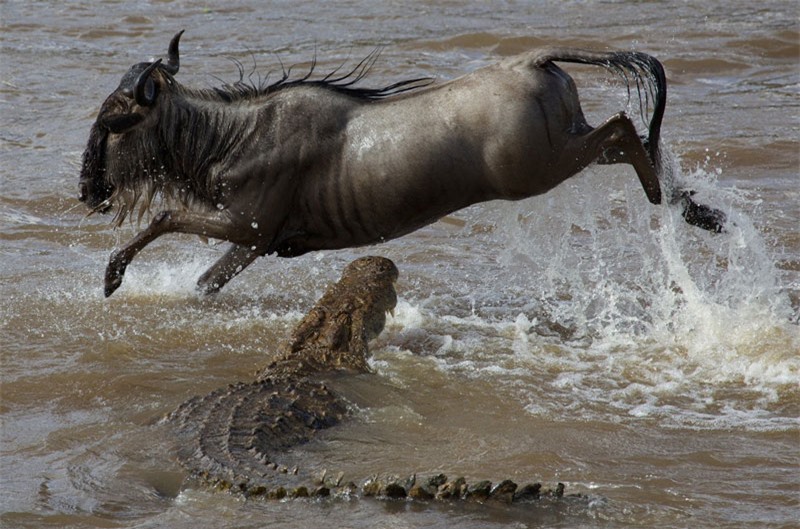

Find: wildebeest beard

[80,114,199,227]
[79,121,112,214]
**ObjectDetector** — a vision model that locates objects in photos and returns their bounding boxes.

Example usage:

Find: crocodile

[169,256,567,503]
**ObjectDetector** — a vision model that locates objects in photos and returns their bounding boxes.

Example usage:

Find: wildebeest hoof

[104,273,123,298]
[681,191,726,233]
[104,252,127,297]
[195,280,221,296]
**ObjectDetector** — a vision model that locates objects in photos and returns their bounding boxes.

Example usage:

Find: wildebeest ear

[101,113,145,134]
[134,59,162,107]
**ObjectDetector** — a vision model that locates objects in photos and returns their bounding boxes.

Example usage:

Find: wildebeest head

[78,31,183,217]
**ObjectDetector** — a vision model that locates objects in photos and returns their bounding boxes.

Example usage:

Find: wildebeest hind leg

[586,115,725,233]
[104,210,249,298]
[568,112,662,205]
[676,191,726,233]
[196,244,260,295]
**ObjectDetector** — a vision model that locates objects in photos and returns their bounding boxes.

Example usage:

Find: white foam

[123,256,212,299]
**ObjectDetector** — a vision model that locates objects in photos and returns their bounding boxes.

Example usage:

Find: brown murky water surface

[1,2,798,528]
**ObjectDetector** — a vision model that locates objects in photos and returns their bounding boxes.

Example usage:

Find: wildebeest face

[78,118,113,211]
[78,60,166,212]
[78,31,183,213]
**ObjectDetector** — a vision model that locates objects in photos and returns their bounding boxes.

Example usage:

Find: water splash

[383,153,799,431]
[122,256,212,299]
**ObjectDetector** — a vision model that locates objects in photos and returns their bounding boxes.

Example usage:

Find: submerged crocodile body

[169,256,566,503]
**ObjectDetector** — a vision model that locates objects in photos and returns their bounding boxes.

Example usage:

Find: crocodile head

[319,255,398,344]
[261,256,399,378]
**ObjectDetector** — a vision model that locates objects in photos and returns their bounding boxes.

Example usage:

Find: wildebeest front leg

[196,244,260,295]
[105,210,248,297]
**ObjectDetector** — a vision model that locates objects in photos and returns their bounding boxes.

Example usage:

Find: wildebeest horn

[162,30,184,75]
[134,59,162,106]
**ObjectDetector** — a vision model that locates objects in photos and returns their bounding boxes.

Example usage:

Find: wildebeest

[79,31,725,297]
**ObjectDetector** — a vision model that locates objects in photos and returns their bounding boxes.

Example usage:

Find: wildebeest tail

[532,48,667,169]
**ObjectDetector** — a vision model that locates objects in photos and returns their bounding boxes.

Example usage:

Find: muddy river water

[1,1,798,528]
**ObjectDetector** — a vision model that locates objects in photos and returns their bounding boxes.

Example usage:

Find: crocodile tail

[167,378,571,504]
[168,377,347,490]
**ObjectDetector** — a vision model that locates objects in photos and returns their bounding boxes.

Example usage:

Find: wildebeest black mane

[204,48,434,103]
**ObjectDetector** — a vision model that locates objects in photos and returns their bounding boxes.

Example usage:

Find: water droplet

[216,203,224,210]
[251,222,259,229]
